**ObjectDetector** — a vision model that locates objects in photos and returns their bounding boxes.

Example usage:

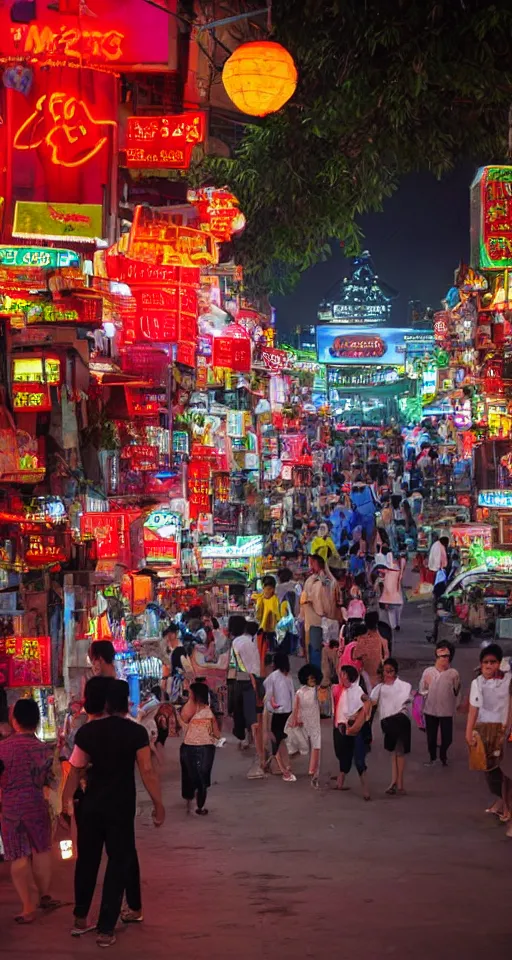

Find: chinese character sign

[0,636,52,688]
[471,166,512,269]
[126,114,205,169]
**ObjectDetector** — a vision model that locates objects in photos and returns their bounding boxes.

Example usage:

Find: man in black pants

[419,641,460,767]
[63,679,165,947]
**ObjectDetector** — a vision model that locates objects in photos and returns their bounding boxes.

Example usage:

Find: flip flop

[121,910,144,924]
[39,897,64,912]
[385,784,397,795]
[14,912,36,924]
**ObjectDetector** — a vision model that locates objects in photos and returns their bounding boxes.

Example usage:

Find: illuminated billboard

[316,326,408,366]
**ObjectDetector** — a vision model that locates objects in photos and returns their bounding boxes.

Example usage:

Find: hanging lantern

[222,41,298,117]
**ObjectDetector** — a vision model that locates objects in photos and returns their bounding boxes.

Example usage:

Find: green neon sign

[0,246,80,268]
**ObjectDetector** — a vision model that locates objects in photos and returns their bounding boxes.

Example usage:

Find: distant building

[317,251,398,325]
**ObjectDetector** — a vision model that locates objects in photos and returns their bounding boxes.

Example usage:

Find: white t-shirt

[469,675,509,724]
[232,634,260,677]
[264,670,295,714]
[335,683,365,725]
[372,678,412,719]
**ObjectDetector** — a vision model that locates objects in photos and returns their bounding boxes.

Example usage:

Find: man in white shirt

[229,616,265,779]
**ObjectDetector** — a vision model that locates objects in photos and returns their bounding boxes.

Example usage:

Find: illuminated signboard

[187,187,246,242]
[0,247,79,268]
[80,512,131,565]
[316,326,408,366]
[478,490,512,509]
[0,636,51,688]
[201,536,263,559]
[470,166,512,269]
[143,509,181,565]
[12,356,61,384]
[0,1,172,70]
[12,383,51,412]
[126,114,205,169]
[24,533,67,565]
[319,302,390,324]
[6,296,102,326]
[127,206,218,268]
[483,549,512,573]
[451,524,493,549]
[13,202,103,243]
[124,283,198,344]
[403,333,436,357]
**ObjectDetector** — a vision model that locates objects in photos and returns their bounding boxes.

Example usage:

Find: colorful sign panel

[0,1,173,70]
[470,166,512,269]
[80,512,131,565]
[0,636,51,688]
[6,295,102,326]
[126,114,205,169]
[13,202,103,243]
[451,524,493,549]
[478,490,512,509]
[200,536,263,559]
[0,246,79,268]
[403,333,435,357]
[316,326,408,366]
[143,509,181,565]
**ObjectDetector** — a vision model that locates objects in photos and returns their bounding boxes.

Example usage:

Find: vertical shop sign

[1,636,52,687]
[471,165,512,269]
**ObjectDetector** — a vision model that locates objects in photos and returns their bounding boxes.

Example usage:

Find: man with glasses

[419,642,461,766]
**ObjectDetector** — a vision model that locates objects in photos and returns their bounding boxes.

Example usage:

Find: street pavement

[0,599,510,959]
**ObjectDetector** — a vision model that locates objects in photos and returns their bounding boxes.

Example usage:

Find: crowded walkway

[0,604,510,960]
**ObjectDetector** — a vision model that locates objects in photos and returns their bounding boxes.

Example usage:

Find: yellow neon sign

[14,92,117,169]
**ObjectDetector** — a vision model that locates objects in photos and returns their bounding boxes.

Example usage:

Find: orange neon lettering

[21,24,123,62]
[14,91,117,168]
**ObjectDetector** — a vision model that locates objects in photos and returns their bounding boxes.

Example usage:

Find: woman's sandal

[196,808,209,816]
[309,774,319,789]
[385,783,397,795]
[14,912,36,924]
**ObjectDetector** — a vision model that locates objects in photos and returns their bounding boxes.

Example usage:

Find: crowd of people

[1,429,512,943]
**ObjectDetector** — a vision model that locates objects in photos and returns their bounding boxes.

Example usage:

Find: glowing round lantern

[222,41,298,117]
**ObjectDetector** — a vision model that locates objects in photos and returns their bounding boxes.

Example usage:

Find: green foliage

[199,0,512,295]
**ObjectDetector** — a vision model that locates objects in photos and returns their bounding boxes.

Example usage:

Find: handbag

[468,730,487,772]
[412,692,426,731]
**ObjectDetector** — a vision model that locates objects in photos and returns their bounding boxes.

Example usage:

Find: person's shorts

[381,714,411,755]
[156,726,168,747]
[271,712,291,753]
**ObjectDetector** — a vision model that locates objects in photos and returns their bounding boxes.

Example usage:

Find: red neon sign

[126,114,205,169]
[12,383,52,412]
[187,187,246,242]
[14,91,117,168]
[127,206,218,268]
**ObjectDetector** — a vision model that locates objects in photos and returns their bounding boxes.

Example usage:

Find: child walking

[289,664,323,787]
[264,651,296,782]
[179,682,220,815]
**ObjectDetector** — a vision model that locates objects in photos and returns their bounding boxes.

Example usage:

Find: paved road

[1,602,510,959]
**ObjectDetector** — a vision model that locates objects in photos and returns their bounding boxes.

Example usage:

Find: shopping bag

[468,730,487,771]
[284,719,309,756]
[411,692,426,731]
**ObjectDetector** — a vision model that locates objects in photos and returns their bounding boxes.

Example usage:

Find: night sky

[274,161,476,336]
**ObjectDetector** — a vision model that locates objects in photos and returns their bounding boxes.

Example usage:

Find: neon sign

[2,22,124,65]
[0,246,79,268]
[187,187,246,242]
[14,92,117,168]
[478,490,512,509]
[126,114,205,169]
[12,384,51,412]
[127,206,218,268]
[471,166,512,269]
